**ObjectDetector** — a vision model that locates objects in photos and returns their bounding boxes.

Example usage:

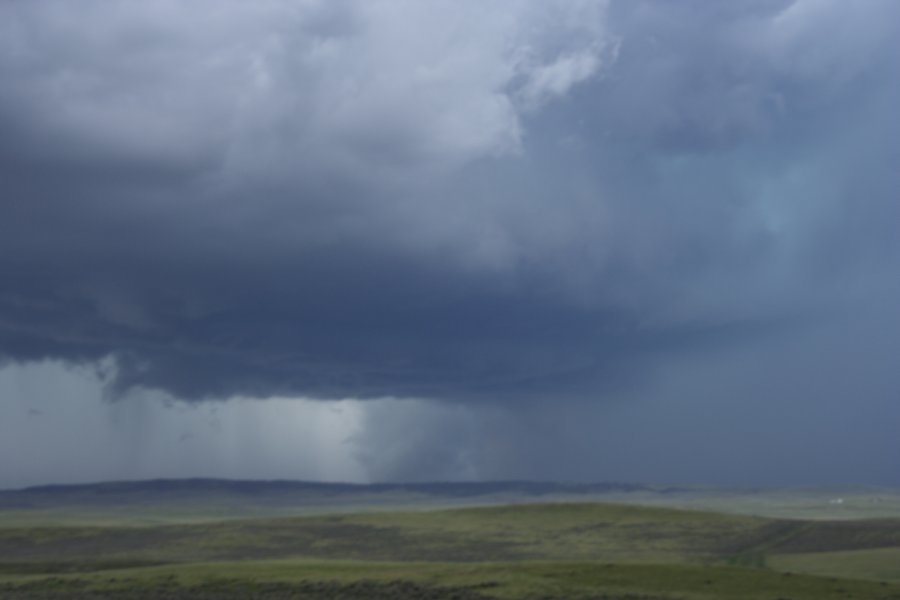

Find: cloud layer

[2,0,900,411]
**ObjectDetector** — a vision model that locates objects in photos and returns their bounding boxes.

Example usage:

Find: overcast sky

[1,0,899,489]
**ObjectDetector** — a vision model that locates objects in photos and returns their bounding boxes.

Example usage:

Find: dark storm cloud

[1,0,899,405]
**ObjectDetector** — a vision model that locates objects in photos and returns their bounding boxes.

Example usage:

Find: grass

[2,502,899,565]
[768,547,900,583]
[4,481,899,526]
[1,484,900,598]
[598,486,900,521]
[345,502,785,562]
[1,559,899,599]
[0,503,791,564]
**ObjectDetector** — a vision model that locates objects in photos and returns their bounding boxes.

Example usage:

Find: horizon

[3,475,898,495]
[6,475,897,500]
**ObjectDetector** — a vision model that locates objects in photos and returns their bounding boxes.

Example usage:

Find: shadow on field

[0,578,667,600]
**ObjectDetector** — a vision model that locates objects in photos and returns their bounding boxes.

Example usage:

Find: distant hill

[1,479,899,524]
[0,478,650,509]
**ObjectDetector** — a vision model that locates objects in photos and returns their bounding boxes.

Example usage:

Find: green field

[4,480,899,526]
[4,560,900,600]
[768,547,900,583]
[1,481,899,599]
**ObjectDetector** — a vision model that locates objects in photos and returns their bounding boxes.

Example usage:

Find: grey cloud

[1,0,899,412]
[350,289,900,485]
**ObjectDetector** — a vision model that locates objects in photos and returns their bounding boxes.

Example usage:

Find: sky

[1,0,899,490]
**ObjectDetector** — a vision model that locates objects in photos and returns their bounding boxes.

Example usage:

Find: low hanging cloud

[1,0,899,405]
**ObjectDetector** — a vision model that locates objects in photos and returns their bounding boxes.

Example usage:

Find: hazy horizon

[4,475,894,495]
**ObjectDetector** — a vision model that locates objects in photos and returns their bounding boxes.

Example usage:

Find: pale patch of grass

[769,547,900,583]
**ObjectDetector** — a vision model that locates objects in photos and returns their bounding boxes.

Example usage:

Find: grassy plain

[768,547,900,583]
[1,481,899,599]
[4,560,900,600]
[4,480,899,525]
